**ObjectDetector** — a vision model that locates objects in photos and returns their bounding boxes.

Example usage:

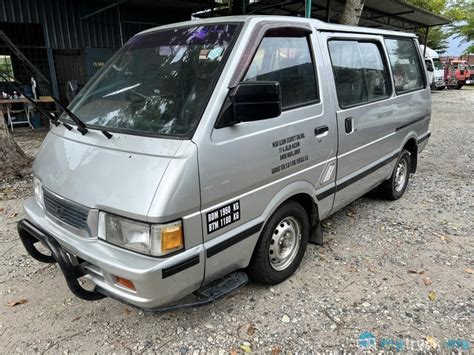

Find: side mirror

[231,81,282,122]
[426,62,434,72]
[215,81,282,128]
[66,80,79,102]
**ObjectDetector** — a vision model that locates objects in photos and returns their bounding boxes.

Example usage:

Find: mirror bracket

[215,98,240,129]
[215,81,281,129]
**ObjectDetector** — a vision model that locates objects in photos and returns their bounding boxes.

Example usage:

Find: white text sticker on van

[206,200,241,234]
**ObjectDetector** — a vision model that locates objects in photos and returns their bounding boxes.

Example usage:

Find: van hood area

[33,127,183,219]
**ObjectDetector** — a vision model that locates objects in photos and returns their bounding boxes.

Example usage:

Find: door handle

[345,117,354,134]
[314,125,329,138]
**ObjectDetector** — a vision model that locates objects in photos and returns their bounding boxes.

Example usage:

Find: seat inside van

[256,62,316,107]
[332,66,368,107]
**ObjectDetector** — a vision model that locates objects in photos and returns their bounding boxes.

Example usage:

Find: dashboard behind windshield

[68,23,240,138]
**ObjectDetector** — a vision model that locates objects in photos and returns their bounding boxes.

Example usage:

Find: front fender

[261,180,317,223]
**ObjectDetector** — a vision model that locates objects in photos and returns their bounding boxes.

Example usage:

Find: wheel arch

[401,136,418,173]
[257,181,321,247]
[260,181,318,227]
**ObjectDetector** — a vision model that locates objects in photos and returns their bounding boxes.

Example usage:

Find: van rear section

[18,16,431,310]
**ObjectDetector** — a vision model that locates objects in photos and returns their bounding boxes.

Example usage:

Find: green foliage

[407,0,447,14]
[0,55,14,81]
[406,0,473,54]
[418,26,450,53]
[449,1,473,54]
[444,0,471,22]
[406,0,465,20]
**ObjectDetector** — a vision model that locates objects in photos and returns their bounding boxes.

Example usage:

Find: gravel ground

[1,88,473,353]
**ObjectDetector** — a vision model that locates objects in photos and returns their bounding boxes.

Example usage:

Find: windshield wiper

[51,97,113,139]
[0,72,113,138]
[51,97,88,135]
[0,30,113,138]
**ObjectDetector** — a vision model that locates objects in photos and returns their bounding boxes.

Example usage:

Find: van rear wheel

[379,149,411,200]
[247,201,309,284]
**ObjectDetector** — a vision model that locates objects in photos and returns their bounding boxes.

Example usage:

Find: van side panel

[321,33,431,213]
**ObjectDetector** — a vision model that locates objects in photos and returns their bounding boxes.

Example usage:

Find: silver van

[18,16,431,310]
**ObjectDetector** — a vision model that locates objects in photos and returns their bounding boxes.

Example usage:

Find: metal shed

[0,0,450,103]
[0,0,220,100]
[200,0,450,31]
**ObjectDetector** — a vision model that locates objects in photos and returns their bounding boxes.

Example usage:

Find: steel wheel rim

[394,158,408,192]
[269,216,302,271]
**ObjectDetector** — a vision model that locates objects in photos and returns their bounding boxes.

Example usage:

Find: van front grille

[43,189,89,229]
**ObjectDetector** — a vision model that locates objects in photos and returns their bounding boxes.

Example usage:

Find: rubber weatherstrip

[162,255,200,279]
[206,222,264,258]
[396,115,427,132]
[316,186,336,201]
[417,132,431,144]
[336,152,399,192]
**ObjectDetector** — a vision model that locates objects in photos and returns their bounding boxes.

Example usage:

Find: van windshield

[433,58,444,70]
[68,24,239,137]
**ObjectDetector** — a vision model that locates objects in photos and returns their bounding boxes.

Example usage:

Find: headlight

[98,212,183,256]
[33,177,43,206]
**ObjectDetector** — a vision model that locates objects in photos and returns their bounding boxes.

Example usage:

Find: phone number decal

[206,200,241,234]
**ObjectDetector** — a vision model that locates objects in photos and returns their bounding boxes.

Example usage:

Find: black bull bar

[17,219,105,301]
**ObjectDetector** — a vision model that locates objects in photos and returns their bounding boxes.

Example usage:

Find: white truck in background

[420,45,446,90]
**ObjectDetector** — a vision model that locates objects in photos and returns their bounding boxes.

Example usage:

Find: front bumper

[433,79,446,88]
[19,197,204,309]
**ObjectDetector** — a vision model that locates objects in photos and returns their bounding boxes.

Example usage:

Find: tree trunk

[340,0,365,26]
[0,110,32,179]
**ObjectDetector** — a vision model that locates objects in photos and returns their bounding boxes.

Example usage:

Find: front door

[198,25,337,282]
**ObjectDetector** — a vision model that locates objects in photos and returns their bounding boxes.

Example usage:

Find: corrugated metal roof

[364,0,450,27]
[202,0,451,30]
[0,0,197,50]
[86,0,220,11]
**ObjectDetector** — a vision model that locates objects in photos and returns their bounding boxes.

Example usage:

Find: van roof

[420,45,440,59]
[137,15,417,38]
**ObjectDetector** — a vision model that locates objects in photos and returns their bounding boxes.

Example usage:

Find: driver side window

[243,31,318,109]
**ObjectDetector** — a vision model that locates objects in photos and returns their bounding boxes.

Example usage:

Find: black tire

[247,200,309,284]
[379,150,411,200]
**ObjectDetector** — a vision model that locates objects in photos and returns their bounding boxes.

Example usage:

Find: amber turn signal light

[116,276,135,290]
[161,225,184,253]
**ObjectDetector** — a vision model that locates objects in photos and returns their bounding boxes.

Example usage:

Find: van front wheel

[379,150,411,200]
[247,201,309,284]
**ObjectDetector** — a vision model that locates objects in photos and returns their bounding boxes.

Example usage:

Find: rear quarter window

[384,38,425,94]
